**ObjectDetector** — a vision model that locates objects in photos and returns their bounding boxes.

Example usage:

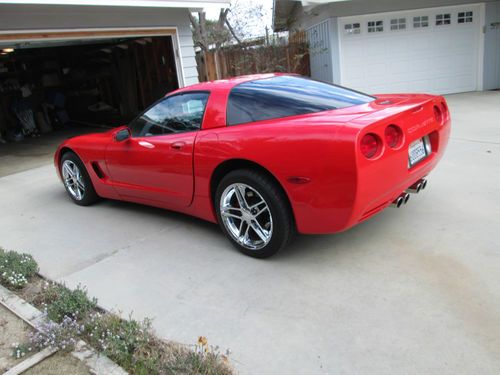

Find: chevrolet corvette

[55,74,451,258]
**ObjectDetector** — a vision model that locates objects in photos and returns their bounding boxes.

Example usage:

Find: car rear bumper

[293,97,451,235]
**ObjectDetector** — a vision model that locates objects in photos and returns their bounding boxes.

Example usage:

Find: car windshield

[227,75,374,126]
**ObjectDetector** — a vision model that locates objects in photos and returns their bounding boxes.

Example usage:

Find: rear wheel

[60,152,98,206]
[215,169,294,258]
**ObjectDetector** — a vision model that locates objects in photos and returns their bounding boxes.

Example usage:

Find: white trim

[477,2,485,91]
[172,29,186,87]
[0,0,230,8]
[0,26,177,43]
[336,17,343,85]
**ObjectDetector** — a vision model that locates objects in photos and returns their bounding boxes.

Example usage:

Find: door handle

[171,141,185,150]
[138,141,155,149]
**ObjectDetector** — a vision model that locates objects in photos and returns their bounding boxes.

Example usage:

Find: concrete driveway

[0,91,499,375]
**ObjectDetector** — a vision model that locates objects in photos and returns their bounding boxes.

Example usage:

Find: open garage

[0,32,180,134]
[0,0,228,175]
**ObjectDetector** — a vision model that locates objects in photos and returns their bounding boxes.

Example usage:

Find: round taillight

[434,105,443,124]
[384,125,403,148]
[360,133,381,159]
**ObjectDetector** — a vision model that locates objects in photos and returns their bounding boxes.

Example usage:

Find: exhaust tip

[397,197,404,208]
[392,195,407,208]
[407,179,427,194]
[391,196,403,208]
[403,193,410,204]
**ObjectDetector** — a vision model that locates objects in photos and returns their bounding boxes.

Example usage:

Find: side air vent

[91,162,106,179]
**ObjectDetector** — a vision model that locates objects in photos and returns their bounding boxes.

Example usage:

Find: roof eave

[0,0,231,8]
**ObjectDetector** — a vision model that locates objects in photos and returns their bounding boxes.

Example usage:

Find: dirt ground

[0,305,90,374]
[0,305,32,372]
[23,352,91,375]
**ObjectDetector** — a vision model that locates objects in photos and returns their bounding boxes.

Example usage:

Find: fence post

[214,50,220,80]
[286,46,291,72]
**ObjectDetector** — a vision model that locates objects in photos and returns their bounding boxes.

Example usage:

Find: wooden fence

[195,32,310,82]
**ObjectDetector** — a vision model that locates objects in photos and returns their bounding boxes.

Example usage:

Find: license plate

[408,138,428,167]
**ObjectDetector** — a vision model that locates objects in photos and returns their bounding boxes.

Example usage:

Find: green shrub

[29,314,84,352]
[0,248,38,288]
[84,313,233,375]
[43,283,97,323]
[85,313,151,371]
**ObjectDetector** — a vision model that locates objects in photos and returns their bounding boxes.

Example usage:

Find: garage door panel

[387,60,410,75]
[339,4,481,95]
[409,79,434,93]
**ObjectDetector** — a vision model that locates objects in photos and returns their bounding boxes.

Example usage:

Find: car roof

[172,73,294,94]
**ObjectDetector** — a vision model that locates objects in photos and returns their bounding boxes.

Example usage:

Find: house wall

[483,1,500,89]
[0,4,198,86]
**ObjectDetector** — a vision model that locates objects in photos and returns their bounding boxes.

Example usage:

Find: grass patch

[0,247,38,288]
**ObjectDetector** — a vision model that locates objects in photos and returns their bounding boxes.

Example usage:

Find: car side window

[129,92,209,137]
[226,76,373,126]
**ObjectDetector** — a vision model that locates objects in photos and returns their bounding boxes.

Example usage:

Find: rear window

[227,75,374,126]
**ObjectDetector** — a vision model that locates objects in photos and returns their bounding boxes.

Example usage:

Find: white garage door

[338,5,483,95]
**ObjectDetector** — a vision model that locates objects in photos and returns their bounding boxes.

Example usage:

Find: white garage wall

[337,4,484,94]
[483,1,500,89]
[0,4,198,86]
[306,20,334,82]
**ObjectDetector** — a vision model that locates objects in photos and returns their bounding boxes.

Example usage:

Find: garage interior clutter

[0,35,179,144]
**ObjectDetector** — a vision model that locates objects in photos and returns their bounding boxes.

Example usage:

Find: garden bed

[0,306,33,372]
[23,352,91,375]
[0,247,234,375]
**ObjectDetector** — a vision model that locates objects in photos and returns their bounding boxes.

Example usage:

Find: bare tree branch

[225,18,242,44]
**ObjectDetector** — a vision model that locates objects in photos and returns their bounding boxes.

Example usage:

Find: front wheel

[60,152,98,206]
[215,169,294,258]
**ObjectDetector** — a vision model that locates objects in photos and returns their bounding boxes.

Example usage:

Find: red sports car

[55,74,450,258]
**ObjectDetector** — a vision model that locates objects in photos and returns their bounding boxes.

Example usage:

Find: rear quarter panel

[193,114,360,233]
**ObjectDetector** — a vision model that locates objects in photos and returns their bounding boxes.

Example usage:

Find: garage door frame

[0,26,186,87]
[336,3,486,94]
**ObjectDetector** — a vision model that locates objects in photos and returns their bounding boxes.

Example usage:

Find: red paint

[55,74,451,234]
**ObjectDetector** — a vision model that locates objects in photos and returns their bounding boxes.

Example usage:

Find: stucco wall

[0,4,198,86]
[484,1,500,89]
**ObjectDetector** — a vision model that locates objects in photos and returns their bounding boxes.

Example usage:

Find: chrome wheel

[220,183,273,250]
[62,160,85,201]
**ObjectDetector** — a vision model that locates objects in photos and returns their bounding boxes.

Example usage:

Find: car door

[105,92,209,207]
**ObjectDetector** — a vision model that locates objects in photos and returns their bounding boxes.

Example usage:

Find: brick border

[0,284,128,375]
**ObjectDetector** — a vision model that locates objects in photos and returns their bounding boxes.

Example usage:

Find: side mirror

[115,128,131,142]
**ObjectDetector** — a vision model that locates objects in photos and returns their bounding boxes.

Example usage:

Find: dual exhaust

[391,178,427,208]
[391,192,410,208]
[406,178,427,194]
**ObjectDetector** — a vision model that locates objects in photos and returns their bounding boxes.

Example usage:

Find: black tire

[60,151,99,206]
[215,169,294,258]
